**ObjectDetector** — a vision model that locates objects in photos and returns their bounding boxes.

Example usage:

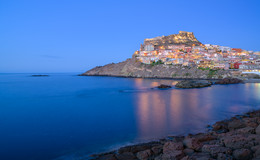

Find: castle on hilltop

[141,31,201,51]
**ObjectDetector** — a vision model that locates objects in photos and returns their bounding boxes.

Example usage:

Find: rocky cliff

[80,56,232,79]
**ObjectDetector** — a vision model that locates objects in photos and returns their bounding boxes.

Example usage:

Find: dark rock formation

[157,84,172,89]
[31,75,49,77]
[91,110,260,160]
[215,78,243,84]
[175,80,212,88]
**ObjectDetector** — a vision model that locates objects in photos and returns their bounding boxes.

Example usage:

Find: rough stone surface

[161,150,184,160]
[233,149,252,160]
[183,137,202,151]
[136,149,152,160]
[202,144,232,158]
[183,148,194,155]
[236,126,255,134]
[256,125,260,135]
[175,80,212,88]
[151,145,163,155]
[228,119,246,130]
[255,147,260,159]
[163,141,184,154]
[217,153,233,160]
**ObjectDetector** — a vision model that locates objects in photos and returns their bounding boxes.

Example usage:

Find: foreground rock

[215,78,243,84]
[91,110,260,160]
[157,84,172,89]
[175,80,212,88]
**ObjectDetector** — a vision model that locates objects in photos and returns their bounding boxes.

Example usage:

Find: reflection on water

[133,78,260,140]
[136,87,167,139]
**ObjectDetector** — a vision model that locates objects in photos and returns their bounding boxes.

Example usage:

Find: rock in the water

[175,80,212,88]
[215,78,243,84]
[157,84,172,89]
[31,75,49,77]
[212,121,228,133]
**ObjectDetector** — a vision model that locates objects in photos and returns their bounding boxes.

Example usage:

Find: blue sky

[0,0,260,73]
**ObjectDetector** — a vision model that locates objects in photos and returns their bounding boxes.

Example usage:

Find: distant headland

[81,31,260,80]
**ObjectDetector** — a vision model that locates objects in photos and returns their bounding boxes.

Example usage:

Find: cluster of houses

[135,43,260,74]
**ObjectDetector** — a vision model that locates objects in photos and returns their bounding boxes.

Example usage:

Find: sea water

[0,73,260,160]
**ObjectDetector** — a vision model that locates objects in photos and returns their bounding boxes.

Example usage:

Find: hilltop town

[81,31,260,79]
[136,31,260,73]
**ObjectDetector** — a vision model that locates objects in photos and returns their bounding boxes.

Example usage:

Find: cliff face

[81,56,231,79]
[144,31,201,46]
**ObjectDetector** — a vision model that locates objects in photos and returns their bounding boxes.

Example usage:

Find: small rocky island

[31,75,49,77]
[157,84,172,89]
[175,80,212,88]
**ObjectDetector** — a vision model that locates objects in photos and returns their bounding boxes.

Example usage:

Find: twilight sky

[0,0,260,73]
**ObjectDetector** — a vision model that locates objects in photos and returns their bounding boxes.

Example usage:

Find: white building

[144,45,154,51]
[219,46,231,52]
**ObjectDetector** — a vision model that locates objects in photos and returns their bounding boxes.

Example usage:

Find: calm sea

[0,73,259,160]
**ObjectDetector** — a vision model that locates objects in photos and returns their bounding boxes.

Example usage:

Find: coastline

[90,109,260,160]
[79,74,260,83]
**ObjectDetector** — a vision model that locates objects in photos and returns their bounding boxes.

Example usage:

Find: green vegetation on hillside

[151,60,164,66]
[198,67,220,78]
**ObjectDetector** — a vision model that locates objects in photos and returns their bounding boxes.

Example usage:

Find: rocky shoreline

[91,110,260,160]
[80,56,260,83]
[80,74,260,84]
[80,56,233,80]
